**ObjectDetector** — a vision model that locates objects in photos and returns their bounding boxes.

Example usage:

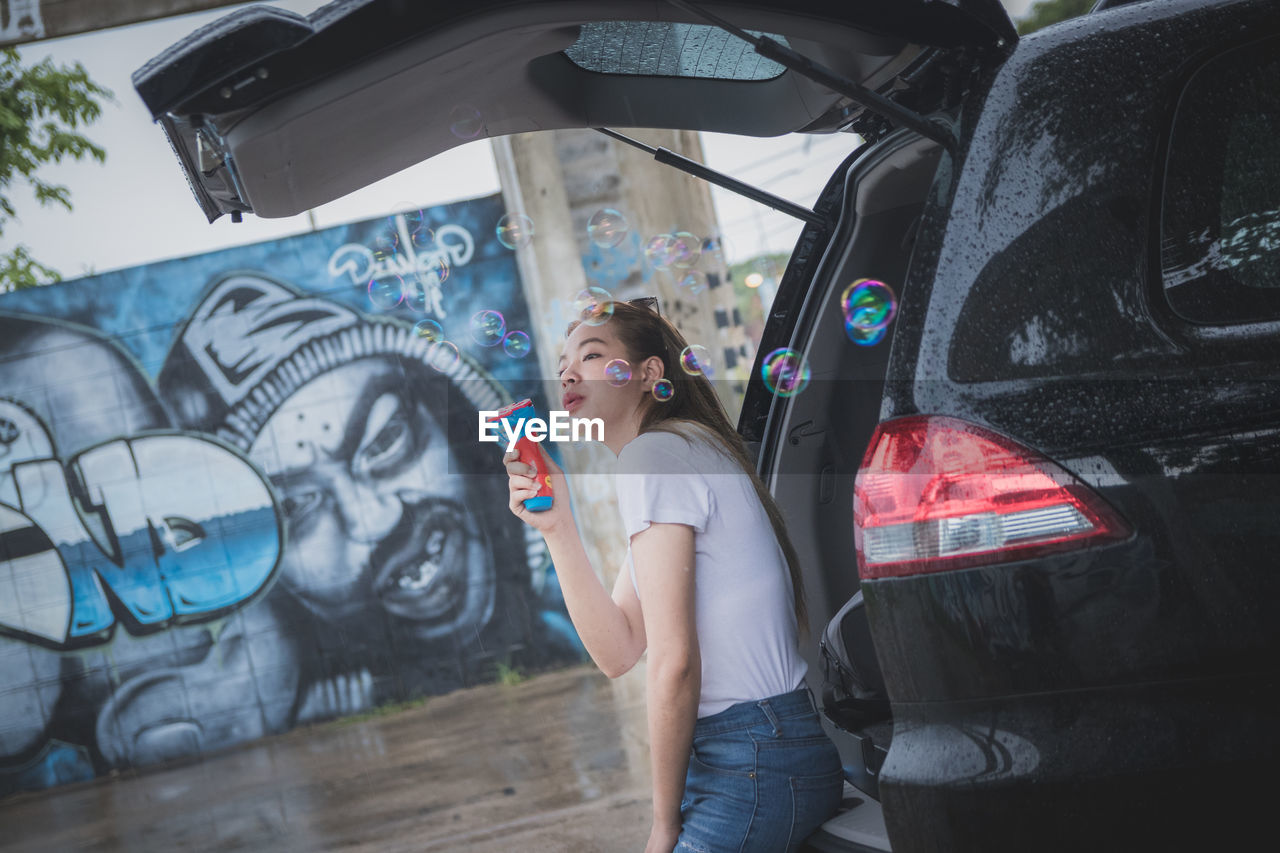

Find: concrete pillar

[493,127,756,780]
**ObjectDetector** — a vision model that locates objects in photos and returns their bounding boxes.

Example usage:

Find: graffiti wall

[0,192,585,795]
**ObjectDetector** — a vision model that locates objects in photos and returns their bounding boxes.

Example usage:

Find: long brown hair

[568,300,809,636]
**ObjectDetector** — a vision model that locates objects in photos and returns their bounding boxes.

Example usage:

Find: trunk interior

[762,130,943,809]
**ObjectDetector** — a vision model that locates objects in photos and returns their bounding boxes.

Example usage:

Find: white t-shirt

[615,425,807,717]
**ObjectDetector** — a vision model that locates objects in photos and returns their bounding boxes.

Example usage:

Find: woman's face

[557,320,655,436]
[248,358,494,641]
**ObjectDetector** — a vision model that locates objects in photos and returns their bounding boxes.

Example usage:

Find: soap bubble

[644,234,676,270]
[367,276,404,310]
[587,208,630,248]
[841,279,897,332]
[647,232,700,270]
[502,330,531,358]
[419,255,450,288]
[679,345,714,378]
[470,310,506,347]
[371,229,399,264]
[761,348,810,398]
[651,378,675,402]
[573,286,615,327]
[412,319,444,342]
[403,259,449,313]
[427,341,460,372]
[677,271,708,295]
[496,213,534,249]
[844,321,888,347]
[450,104,484,139]
[403,279,429,313]
[669,231,701,269]
[605,358,632,387]
[389,205,435,249]
[402,208,435,249]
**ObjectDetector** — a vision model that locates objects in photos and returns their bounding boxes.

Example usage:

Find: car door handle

[788,420,826,445]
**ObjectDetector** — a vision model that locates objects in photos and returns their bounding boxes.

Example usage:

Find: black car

[135,0,1279,850]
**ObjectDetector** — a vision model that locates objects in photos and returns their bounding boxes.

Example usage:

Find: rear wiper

[667,0,957,154]
[592,127,827,227]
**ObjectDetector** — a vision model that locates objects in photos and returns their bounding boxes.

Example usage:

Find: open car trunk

[133,0,1013,221]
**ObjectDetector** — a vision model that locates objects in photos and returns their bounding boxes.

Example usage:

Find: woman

[505,300,844,852]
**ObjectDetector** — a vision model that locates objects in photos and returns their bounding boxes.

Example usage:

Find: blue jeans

[677,686,844,853]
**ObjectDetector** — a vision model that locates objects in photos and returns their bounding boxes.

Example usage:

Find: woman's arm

[541,527,647,677]
[631,521,701,846]
[507,447,646,678]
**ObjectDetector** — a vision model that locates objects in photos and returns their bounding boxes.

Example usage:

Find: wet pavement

[0,663,656,852]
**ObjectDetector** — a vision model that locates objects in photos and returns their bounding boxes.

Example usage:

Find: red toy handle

[514,435,554,502]
[489,399,554,511]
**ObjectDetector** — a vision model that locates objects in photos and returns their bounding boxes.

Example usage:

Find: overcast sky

[5,0,1040,280]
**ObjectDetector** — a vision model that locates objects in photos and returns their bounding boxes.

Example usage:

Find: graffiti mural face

[0,193,584,797]
[250,357,495,640]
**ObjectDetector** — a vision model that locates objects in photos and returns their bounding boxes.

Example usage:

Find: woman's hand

[644,822,680,853]
[504,444,573,536]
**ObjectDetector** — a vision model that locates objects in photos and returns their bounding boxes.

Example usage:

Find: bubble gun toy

[487,399,553,511]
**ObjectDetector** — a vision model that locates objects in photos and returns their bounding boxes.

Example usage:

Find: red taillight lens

[854,416,1131,579]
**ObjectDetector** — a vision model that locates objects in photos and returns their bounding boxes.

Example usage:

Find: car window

[1161,36,1280,325]
[947,193,1159,383]
[563,22,789,80]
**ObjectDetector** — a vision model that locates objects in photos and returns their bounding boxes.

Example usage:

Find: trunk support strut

[592,127,828,227]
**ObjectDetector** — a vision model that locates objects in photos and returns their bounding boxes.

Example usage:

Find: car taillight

[854,416,1130,579]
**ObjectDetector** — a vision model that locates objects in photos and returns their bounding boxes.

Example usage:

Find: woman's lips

[563,394,584,412]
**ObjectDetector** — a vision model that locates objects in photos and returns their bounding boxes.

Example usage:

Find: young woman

[504,300,844,853]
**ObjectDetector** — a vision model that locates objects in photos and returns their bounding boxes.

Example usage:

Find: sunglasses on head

[626,296,660,315]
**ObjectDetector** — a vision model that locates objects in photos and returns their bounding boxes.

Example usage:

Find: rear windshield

[563,22,789,81]
[1161,36,1280,324]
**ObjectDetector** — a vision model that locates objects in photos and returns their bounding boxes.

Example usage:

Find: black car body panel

[856,0,1280,848]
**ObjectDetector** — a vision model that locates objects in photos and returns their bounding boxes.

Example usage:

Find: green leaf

[0,47,110,279]
[0,245,63,292]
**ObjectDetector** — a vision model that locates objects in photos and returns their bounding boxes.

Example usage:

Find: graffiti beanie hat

[155,272,552,591]
[157,272,507,450]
